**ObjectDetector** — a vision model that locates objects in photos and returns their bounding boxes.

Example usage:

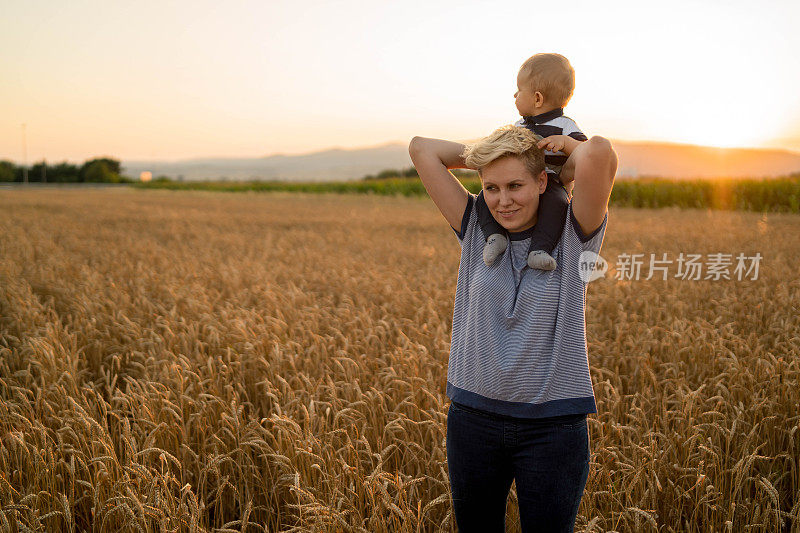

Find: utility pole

[21,123,28,184]
[42,158,46,183]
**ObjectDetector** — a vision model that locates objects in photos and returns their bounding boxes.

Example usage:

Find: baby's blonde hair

[461,125,545,178]
[519,53,576,108]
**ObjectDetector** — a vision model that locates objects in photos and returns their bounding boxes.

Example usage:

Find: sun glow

[681,129,768,150]
[1,1,799,161]
[668,108,784,150]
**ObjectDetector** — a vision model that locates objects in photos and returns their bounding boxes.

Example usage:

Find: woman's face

[481,156,547,233]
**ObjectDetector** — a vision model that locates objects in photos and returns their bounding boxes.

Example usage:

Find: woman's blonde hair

[461,125,546,178]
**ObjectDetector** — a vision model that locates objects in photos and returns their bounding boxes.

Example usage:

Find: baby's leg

[475,190,508,266]
[527,176,570,270]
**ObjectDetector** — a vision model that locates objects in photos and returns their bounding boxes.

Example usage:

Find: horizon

[2,0,800,163]
[4,137,800,167]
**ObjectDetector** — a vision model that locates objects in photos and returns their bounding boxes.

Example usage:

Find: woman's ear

[538,170,548,193]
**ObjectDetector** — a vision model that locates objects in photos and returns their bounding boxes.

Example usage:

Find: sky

[2,0,800,163]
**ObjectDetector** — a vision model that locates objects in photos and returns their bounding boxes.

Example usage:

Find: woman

[408,125,617,532]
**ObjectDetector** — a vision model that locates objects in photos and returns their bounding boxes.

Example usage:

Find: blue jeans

[446,401,590,532]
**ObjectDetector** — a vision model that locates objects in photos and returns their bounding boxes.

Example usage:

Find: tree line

[362,167,476,180]
[0,158,135,183]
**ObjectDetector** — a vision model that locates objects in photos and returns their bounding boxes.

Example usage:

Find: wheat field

[0,188,798,532]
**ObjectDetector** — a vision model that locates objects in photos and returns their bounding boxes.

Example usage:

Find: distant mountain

[121,141,800,182]
[122,144,412,182]
[611,141,800,179]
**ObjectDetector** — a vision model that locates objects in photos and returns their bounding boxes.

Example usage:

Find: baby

[476,53,587,270]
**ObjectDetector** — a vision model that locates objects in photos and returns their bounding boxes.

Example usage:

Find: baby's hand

[537,135,569,153]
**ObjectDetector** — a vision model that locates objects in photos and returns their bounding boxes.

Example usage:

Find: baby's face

[514,73,537,117]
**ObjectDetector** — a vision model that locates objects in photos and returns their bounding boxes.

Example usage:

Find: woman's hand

[409,137,471,233]
[409,137,472,170]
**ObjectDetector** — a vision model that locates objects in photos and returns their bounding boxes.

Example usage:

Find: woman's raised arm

[408,137,471,232]
[559,136,618,236]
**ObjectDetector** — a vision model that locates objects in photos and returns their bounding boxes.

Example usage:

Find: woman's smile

[498,208,520,218]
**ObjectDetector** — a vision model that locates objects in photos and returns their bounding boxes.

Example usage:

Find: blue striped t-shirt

[447,193,607,419]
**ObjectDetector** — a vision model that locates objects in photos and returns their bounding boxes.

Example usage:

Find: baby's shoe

[482,233,508,266]
[527,250,557,271]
